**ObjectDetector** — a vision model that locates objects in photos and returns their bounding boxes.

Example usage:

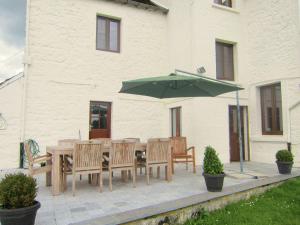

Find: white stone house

[0,0,300,169]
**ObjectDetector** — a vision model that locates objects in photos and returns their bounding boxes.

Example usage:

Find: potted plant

[0,173,40,225]
[276,150,294,174]
[203,146,225,192]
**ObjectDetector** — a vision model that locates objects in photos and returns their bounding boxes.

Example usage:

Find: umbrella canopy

[119,73,243,99]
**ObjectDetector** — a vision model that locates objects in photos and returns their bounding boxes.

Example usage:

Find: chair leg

[186,157,188,170]
[167,165,172,182]
[99,172,103,193]
[128,170,132,180]
[171,158,175,174]
[165,165,168,181]
[109,168,113,192]
[140,167,142,175]
[157,166,160,179]
[146,165,150,185]
[88,174,91,184]
[193,150,196,173]
[72,173,76,196]
[149,167,153,177]
[132,168,136,188]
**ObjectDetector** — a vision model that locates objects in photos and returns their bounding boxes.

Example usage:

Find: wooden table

[46,143,147,196]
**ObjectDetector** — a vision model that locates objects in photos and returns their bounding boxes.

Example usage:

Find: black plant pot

[276,161,293,174]
[203,173,225,192]
[0,201,40,225]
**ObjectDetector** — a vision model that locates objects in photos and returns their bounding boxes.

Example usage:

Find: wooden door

[229,106,245,161]
[89,101,111,139]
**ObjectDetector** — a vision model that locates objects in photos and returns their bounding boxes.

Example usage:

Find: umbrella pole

[236,90,244,173]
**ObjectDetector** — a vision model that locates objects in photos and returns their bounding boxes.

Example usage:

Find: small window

[171,107,181,137]
[96,16,120,52]
[216,41,234,81]
[214,0,232,7]
[260,83,283,135]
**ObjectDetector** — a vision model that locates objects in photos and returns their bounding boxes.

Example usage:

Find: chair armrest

[33,156,52,164]
[186,146,195,152]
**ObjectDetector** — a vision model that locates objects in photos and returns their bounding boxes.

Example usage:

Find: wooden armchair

[145,138,172,184]
[170,137,196,174]
[68,142,104,196]
[109,140,137,191]
[24,143,52,178]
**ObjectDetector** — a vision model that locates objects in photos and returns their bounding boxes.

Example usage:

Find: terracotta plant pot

[203,173,225,192]
[0,201,40,225]
[276,161,293,174]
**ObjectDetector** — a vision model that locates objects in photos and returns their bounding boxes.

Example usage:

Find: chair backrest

[24,143,33,166]
[73,142,103,171]
[169,137,187,155]
[91,138,111,146]
[58,139,80,147]
[110,140,136,168]
[146,138,171,164]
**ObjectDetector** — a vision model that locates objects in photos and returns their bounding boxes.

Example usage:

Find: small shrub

[276,150,294,162]
[0,173,37,209]
[203,146,224,175]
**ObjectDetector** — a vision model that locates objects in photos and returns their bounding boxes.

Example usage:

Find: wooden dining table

[46,142,147,196]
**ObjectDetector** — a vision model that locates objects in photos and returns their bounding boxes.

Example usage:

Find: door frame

[89,101,112,139]
[228,105,250,162]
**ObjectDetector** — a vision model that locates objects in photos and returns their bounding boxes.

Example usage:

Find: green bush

[203,146,224,175]
[0,173,37,209]
[276,150,294,162]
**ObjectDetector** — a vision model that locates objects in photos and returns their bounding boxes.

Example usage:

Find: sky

[0,0,26,82]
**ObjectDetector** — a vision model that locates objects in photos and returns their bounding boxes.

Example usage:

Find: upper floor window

[96,16,120,52]
[214,0,232,8]
[216,41,234,81]
[260,83,283,135]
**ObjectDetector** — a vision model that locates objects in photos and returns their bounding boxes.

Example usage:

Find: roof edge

[110,0,169,14]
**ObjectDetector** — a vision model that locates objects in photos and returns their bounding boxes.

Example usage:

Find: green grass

[185,178,300,225]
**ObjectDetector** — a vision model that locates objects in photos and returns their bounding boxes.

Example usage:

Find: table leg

[46,153,52,186]
[52,153,61,196]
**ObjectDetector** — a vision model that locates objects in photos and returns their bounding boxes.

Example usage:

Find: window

[260,83,283,135]
[96,16,120,52]
[214,0,232,7]
[216,41,234,81]
[171,107,181,137]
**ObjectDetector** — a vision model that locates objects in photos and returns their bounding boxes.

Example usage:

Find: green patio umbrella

[119,72,243,98]
[119,70,245,172]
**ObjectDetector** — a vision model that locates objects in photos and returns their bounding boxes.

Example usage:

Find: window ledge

[250,135,287,143]
[212,3,240,14]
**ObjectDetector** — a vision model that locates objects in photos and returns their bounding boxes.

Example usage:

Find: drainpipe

[21,0,31,143]
[236,90,244,173]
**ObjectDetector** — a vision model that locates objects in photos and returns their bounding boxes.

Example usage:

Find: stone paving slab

[1,162,299,225]
[72,170,300,225]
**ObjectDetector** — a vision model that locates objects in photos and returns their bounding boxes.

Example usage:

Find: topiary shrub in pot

[203,146,225,192]
[276,150,294,174]
[0,173,40,225]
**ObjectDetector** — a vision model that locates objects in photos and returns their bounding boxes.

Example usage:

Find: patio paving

[1,162,300,225]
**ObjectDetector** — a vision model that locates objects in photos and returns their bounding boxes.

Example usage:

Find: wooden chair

[24,143,52,178]
[145,138,172,184]
[170,137,196,174]
[68,142,104,196]
[109,140,136,191]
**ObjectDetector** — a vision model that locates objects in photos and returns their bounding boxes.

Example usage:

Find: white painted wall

[23,0,169,156]
[1,0,300,169]
[245,0,300,163]
[0,77,23,168]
